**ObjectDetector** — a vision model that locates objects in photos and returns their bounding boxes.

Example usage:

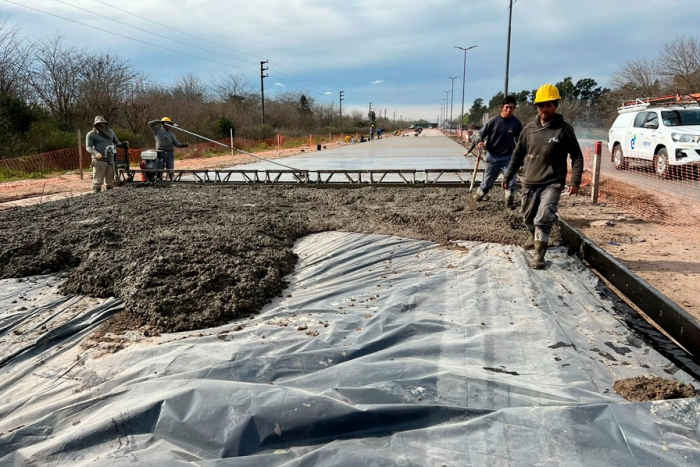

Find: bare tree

[29,34,86,128]
[209,71,253,103]
[657,36,700,93]
[173,73,207,104]
[79,51,136,124]
[612,58,663,97]
[0,13,31,98]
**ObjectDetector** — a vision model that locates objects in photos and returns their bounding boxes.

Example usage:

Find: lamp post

[455,45,477,134]
[444,91,450,128]
[449,76,457,130]
[505,0,515,97]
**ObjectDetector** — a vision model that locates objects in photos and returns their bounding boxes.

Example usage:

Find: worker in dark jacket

[472,95,523,209]
[502,84,584,269]
[86,116,122,193]
[148,117,188,174]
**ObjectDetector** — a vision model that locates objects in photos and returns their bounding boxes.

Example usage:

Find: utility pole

[455,45,477,134]
[505,0,514,97]
[369,102,373,121]
[449,76,457,129]
[260,60,268,124]
[444,91,450,127]
[339,90,344,128]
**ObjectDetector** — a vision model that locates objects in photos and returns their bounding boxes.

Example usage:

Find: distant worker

[86,116,124,193]
[148,117,188,175]
[471,96,523,209]
[377,128,383,139]
[370,124,376,140]
[502,84,584,269]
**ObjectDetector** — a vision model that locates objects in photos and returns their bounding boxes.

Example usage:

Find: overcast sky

[3,0,699,120]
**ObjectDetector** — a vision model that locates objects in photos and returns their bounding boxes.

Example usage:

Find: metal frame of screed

[117,168,486,186]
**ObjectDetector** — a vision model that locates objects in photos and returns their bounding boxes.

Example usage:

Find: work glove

[182,143,189,148]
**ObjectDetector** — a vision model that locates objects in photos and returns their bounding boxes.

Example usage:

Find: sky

[2,0,699,121]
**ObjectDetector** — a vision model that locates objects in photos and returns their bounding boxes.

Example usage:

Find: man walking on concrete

[86,116,123,193]
[502,84,584,269]
[148,117,188,176]
[471,96,523,209]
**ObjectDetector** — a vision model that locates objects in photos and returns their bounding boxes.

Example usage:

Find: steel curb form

[558,218,700,362]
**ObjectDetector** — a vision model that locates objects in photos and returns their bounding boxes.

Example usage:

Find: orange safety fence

[0,133,348,180]
[593,144,700,240]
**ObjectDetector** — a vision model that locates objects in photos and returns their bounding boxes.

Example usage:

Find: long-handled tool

[165,123,303,173]
[467,147,483,210]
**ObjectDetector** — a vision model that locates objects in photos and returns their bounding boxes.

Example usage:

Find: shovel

[467,147,483,211]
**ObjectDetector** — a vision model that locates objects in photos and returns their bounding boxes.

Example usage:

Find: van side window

[646,112,659,127]
[633,112,648,128]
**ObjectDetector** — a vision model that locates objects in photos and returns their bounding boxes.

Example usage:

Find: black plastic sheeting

[1,232,699,465]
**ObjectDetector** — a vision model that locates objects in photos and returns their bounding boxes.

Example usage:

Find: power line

[93,0,341,96]
[53,0,260,67]
[2,0,258,73]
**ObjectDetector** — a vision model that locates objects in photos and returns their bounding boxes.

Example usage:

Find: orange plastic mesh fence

[593,144,700,240]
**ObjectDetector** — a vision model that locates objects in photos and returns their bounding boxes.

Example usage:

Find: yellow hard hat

[534,84,561,104]
[161,117,172,123]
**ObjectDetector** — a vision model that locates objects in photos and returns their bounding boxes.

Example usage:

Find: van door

[637,111,659,160]
[628,112,648,159]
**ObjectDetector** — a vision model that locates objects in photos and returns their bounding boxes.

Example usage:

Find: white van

[607,97,700,178]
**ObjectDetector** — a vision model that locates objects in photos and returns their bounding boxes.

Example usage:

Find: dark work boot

[530,241,547,269]
[93,186,101,193]
[505,189,514,209]
[530,230,550,269]
[473,187,485,202]
[523,224,535,250]
[105,186,113,190]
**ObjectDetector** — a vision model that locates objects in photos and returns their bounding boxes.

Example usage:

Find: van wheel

[613,144,627,170]
[654,148,670,179]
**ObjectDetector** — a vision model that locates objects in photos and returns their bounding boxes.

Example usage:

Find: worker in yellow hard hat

[148,117,188,176]
[502,83,584,269]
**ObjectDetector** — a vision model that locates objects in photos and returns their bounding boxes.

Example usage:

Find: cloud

[324,91,332,95]
[370,79,384,85]
[274,83,286,87]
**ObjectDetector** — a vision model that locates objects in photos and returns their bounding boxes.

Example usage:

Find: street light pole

[448,76,457,130]
[444,92,450,128]
[505,0,514,97]
[455,45,477,134]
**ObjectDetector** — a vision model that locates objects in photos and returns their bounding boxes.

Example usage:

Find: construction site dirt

[0,185,536,335]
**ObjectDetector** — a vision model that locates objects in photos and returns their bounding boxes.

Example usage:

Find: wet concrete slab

[231,129,476,171]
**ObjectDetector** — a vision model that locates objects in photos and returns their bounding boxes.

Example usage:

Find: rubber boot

[530,230,549,269]
[473,187,485,202]
[93,186,101,193]
[523,224,535,250]
[505,189,514,209]
[105,186,113,190]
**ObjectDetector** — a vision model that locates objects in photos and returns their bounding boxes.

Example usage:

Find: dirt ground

[613,376,697,402]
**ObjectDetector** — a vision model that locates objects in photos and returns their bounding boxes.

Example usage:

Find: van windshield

[661,109,700,126]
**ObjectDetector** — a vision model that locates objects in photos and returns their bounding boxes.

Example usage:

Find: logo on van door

[631,134,637,150]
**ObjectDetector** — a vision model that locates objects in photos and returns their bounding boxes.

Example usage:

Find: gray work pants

[521,183,563,236]
[92,160,115,190]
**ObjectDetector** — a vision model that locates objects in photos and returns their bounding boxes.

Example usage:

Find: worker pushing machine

[471,95,523,209]
[86,116,125,193]
[502,83,584,270]
[148,117,188,176]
